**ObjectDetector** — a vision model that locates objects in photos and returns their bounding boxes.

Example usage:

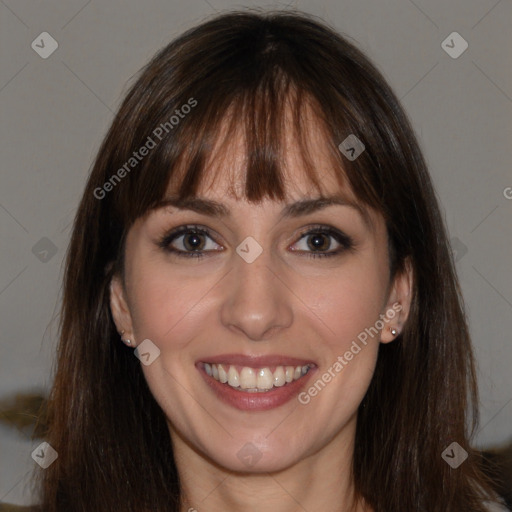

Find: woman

[34,9,506,512]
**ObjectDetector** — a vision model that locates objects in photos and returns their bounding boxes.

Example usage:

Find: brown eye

[158,224,354,260]
[306,233,332,251]
[181,233,206,251]
[158,225,222,259]
[291,226,355,259]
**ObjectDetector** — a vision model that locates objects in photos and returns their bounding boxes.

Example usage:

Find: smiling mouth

[202,362,315,392]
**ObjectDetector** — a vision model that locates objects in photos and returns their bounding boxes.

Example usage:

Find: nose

[219,244,293,342]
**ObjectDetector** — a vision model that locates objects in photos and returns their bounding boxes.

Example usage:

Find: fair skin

[110,113,413,512]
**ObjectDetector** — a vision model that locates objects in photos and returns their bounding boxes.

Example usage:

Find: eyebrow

[153,194,373,231]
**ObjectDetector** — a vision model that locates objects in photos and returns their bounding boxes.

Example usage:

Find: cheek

[302,255,389,352]
[293,261,387,428]
[125,253,209,346]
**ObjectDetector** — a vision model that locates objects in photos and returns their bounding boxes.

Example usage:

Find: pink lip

[197,353,316,367]
[195,354,317,411]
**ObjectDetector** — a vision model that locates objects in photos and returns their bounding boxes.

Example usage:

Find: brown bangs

[160,85,344,204]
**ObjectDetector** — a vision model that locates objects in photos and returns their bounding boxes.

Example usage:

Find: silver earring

[390,327,398,336]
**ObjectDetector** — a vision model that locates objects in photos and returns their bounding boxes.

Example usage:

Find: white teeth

[205,363,312,391]
[218,364,228,383]
[273,366,286,387]
[239,367,256,389]
[227,365,239,387]
[257,368,273,390]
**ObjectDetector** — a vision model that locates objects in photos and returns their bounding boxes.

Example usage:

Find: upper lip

[197,353,317,367]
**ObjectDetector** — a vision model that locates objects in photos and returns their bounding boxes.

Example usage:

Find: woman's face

[110,116,412,474]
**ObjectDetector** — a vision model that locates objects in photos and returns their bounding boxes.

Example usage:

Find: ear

[109,274,136,345]
[380,257,413,344]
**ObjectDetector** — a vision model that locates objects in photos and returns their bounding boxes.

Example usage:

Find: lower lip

[197,364,316,411]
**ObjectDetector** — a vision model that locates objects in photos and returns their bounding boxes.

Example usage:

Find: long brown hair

[34,9,499,511]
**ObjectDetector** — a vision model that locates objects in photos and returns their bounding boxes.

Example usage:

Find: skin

[110,110,413,512]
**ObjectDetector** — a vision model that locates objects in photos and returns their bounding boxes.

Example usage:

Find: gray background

[1,0,511,505]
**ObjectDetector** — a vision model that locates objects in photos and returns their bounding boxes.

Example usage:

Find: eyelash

[157,224,355,260]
